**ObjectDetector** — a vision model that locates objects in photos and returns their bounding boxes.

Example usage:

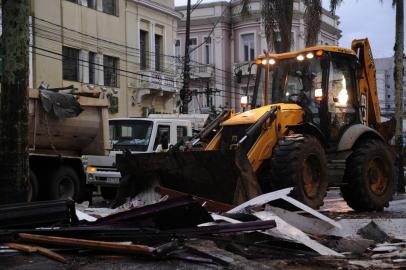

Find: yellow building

[30,0,182,117]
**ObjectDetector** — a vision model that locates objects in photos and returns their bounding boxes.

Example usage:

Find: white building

[176,0,341,113]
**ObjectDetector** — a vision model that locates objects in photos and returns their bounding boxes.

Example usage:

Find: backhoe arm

[351,38,382,127]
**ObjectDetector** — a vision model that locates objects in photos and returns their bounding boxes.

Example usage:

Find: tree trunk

[394,0,405,193]
[0,0,30,204]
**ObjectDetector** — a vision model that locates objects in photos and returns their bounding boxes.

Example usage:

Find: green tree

[0,0,30,204]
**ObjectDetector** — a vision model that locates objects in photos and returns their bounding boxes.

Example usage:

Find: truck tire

[101,187,118,201]
[49,166,80,201]
[341,140,395,211]
[270,134,328,209]
[27,170,39,202]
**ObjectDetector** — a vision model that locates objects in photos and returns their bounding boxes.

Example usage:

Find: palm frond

[304,0,322,46]
[240,0,251,18]
[262,0,294,53]
[329,0,343,14]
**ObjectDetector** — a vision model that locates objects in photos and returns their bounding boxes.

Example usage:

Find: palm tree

[241,0,342,52]
[0,0,30,204]
[241,0,341,103]
[392,0,405,192]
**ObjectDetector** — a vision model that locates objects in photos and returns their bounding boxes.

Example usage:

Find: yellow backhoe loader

[117,39,395,211]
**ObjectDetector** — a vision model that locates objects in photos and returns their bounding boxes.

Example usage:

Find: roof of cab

[258,45,356,60]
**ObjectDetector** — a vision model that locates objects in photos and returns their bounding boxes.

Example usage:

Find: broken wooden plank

[18,233,155,255]
[5,242,67,263]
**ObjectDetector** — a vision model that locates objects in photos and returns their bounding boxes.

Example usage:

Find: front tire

[49,166,80,201]
[270,134,328,209]
[341,140,395,211]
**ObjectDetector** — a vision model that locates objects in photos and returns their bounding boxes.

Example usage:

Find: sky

[174,0,401,58]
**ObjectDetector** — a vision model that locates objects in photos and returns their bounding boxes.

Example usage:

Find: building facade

[176,0,341,113]
[30,0,182,117]
[375,56,406,117]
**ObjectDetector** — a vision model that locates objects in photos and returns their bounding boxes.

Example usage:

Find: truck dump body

[28,89,109,156]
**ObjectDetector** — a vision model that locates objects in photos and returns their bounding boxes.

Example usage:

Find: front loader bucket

[116,150,262,205]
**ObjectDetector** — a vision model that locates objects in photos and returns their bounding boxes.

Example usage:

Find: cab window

[327,57,358,141]
[177,126,188,142]
[154,125,170,150]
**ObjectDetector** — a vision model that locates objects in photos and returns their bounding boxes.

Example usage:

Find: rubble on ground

[1,188,406,269]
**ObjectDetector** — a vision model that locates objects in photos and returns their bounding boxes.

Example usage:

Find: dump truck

[117,39,396,211]
[27,88,109,202]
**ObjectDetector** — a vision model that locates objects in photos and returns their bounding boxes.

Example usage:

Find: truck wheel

[27,170,39,202]
[270,135,328,209]
[101,187,118,201]
[49,166,80,201]
[341,140,394,211]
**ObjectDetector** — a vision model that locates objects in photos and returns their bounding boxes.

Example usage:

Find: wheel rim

[302,154,322,199]
[58,177,75,199]
[368,157,389,196]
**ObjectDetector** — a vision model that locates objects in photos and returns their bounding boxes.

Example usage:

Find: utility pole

[0,0,30,204]
[180,0,191,114]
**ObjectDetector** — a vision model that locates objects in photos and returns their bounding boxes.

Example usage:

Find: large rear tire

[270,134,328,209]
[49,166,80,201]
[341,140,395,211]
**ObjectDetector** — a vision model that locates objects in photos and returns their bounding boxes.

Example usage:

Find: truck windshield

[109,120,153,151]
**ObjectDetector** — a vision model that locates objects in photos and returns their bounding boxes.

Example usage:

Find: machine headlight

[306,52,314,59]
[296,54,305,61]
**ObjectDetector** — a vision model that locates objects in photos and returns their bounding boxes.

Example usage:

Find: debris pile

[1,188,406,268]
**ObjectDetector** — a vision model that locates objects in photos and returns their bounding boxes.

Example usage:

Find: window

[388,94,391,98]
[204,37,211,65]
[63,46,80,81]
[67,0,96,9]
[87,0,97,9]
[103,55,118,87]
[89,52,97,85]
[189,38,197,61]
[103,0,116,15]
[177,126,188,142]
[140,30,148,70]
[241,33,255,62]
[155,34,163,71]
[175,39,181,58]
[154,125,170,150]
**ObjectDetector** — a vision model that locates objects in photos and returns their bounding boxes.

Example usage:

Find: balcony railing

[138,70,178,92]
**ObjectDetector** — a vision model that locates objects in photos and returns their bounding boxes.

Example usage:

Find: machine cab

[253,47,361,146]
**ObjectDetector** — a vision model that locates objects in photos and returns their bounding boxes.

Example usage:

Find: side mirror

[236,70,242,84]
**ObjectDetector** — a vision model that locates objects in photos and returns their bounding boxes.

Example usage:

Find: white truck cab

[84,118,192,198]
